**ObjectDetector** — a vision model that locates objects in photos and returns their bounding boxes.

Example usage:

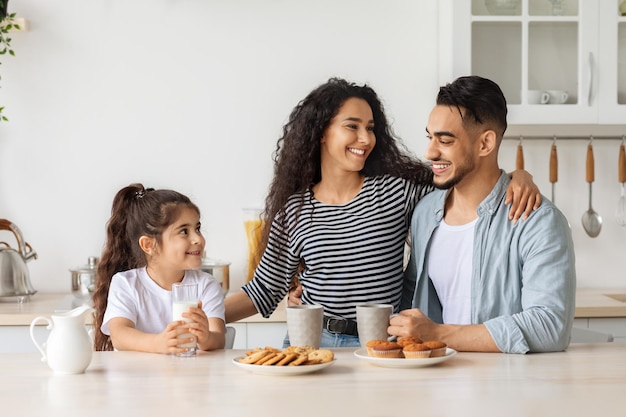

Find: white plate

[353,347,457,368]
[232,357,336,376]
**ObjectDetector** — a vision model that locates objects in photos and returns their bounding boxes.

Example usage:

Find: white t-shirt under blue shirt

[427,218,476,325]
[101,267,225,336]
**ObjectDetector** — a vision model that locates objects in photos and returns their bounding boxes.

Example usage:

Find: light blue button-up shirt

[401,171,576,353]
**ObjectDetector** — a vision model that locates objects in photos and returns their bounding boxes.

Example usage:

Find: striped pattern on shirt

[243,175,432,320]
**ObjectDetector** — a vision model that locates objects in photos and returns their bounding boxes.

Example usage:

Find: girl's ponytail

[93,183,148,351]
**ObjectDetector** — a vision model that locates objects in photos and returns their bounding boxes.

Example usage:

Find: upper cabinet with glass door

[598,1,626,123]
[439,0,626,124]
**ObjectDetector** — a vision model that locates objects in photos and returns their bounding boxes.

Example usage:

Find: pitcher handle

[30,316,52,361]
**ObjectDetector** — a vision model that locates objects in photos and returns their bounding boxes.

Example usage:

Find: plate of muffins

[354,337,457,368]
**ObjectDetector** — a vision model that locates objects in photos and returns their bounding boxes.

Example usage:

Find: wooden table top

[2,343,625,416]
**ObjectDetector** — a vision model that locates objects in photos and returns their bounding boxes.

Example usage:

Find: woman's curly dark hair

[259,77,432,252]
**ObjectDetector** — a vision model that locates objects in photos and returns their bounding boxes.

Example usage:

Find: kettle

[30,305,94,374]
[0,219,37,299]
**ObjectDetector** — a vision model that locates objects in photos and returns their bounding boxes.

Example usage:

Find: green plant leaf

[1,9,19,123]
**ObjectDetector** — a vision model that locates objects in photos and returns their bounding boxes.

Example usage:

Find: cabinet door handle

[587,52,594,106]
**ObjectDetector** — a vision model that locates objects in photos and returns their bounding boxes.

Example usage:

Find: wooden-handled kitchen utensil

[581,138,602,237]
[516,138,524,170]
[549,138,558,203]
[616,136,626,226]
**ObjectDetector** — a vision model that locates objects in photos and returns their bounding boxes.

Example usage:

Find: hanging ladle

[549,136,558,203]
[616,136,626,226]
[581,137,602,237]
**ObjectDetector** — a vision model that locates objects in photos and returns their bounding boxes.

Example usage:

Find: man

[390,75,576,354]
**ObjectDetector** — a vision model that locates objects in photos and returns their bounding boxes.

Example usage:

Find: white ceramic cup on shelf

[286,304,324,348]
[356,303,393,348]
[528,90,550,104]
[546,90,569,104]
[172,282,199,356]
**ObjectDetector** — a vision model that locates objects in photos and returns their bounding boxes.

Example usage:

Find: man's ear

[138,236,155,255]
[478,129,497,157]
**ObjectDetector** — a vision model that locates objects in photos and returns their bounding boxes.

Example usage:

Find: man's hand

[388,309,500,352]
[387,308,436,340]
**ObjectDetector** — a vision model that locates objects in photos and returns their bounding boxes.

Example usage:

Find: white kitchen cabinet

[574,317,626,342]
[588,318,626,342]
[0,326,48,353]
[439,0,626,124]
[598,1,626,122]
[230,322,287,349]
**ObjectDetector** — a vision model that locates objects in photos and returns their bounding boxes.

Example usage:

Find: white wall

[0,0,624,296]
[0,0,439,293]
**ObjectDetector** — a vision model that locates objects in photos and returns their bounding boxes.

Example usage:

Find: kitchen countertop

[573,287,626,317]
[0,287,624,326]
[0,293,287,326]
[1,343,624,416]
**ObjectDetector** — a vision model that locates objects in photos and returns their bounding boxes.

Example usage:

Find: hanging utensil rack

[504,135,623,141]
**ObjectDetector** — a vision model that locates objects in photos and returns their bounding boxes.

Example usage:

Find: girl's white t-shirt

[101,267,225,335]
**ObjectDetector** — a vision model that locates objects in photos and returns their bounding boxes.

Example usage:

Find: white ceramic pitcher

[30,305,94,374]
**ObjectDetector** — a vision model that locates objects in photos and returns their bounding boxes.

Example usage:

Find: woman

[225,78,539,348]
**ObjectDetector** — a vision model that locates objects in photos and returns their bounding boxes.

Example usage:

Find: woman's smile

[348,147,367,156]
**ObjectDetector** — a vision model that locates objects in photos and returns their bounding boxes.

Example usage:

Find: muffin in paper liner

[365,339,387,356]
[423,341,447,357]
[402,343,432,359]
[396,336,423,348]
[369,341,403,358]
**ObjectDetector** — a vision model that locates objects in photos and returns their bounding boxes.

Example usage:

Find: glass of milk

[171,282,199,357]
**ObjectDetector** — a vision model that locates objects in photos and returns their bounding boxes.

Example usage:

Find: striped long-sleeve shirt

[242,175,432,320]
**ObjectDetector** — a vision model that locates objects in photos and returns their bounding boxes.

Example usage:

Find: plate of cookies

[233,345,336,376]
[354,338,457,368]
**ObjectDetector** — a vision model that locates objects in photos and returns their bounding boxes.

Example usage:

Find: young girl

[225,77,540,348]
[93,184,225,354]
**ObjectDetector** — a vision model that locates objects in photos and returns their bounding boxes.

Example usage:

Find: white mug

[356,303,393,348]
[528,90,550,104]
[546,90,568,104]
[286,304,324,348]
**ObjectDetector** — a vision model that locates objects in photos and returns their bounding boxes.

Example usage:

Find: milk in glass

[171,282,199,356]
[172,301,198,350]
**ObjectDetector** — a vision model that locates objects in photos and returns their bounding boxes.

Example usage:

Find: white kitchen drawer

[245,322,287,349]
[0,325,60,353]
[588,317,626,340]
[1,326,40,353]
